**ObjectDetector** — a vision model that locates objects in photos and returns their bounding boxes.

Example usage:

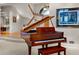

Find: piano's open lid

[21,16,54,32]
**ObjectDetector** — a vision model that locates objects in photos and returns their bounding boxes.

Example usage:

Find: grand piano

[21,16,67,55]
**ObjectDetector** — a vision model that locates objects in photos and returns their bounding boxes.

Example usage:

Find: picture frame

[56,8,79,27]
[13,16,16,23]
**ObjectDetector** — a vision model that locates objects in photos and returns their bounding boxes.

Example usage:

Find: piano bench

[38,46,66,55]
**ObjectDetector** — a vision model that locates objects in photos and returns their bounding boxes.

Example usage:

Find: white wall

[1,6,20,32]
[0,3,46,32]
[1,4,32,32]
[0,7,1,27]
[50,3,79,44]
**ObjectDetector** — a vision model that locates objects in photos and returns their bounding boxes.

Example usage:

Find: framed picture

[13,16,16,23]
[56,8,79,27]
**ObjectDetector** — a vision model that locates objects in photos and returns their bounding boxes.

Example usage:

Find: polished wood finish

[32,39,66,46]
[21,16,54,32]
[27,4,44,26]
[22,27,67,55]
[46,44,48,48]
[42,45,44,48]
[38,46,66,55]
[31,33,64,41]
[28,46,31,55]
[42,44,48,48]
[44,20,49,27]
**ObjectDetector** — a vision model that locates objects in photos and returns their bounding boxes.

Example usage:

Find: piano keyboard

[34,39,65,43]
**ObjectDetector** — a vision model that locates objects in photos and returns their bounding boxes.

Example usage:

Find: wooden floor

[0,31,21,38]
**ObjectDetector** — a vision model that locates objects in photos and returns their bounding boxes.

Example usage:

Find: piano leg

[42,45,44,48]
[42,44,48,48]
[28,46,31,55]
[46,44,48,48]
[64,49,66,55]
[58,52,60,55]
[58,43,61,55]
[58,43,61,47]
